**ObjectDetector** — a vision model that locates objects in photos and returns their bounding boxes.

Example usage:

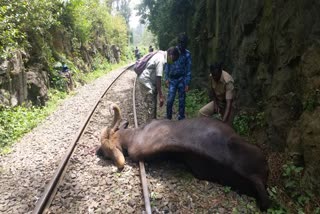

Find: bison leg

[249,176,270,211]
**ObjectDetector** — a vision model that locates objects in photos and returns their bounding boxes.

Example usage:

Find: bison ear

[113,148,125,169]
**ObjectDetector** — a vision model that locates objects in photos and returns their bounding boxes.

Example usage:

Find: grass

[165,88,209,119]
[185,89,209,118]
[0,90,68,154]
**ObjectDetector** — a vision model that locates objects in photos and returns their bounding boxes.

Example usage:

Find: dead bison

[98,104,270,210]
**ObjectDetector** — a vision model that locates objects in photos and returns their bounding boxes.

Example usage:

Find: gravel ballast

[0,65,263,213]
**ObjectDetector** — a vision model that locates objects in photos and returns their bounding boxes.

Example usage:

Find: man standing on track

[137,47,180,121]
[165,33,192,120]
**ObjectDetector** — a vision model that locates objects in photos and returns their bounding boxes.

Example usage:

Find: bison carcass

[98,104,270,210]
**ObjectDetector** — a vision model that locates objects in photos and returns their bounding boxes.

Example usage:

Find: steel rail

[132,77,152,214]
[32,64,134,214]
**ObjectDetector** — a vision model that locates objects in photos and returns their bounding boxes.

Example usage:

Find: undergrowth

[0,90,68,154]
[267,161,320,213]
[0,60,127,154]
[232,111,266,137]
[165,88,208,119]
[185,89,209,117]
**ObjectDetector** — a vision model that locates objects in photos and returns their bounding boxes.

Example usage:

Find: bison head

[98,103,128,169]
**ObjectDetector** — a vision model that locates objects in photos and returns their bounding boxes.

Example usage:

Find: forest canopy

[0,0,128,58]
[136,0,194,49]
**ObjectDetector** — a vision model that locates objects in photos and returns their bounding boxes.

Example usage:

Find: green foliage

[266,162,320,213]
[267,207,287,214]
[223,186,231,193]
[0,105,46,151]
[1,0,129,65]
[66,0,128,49]
[150,191,157,207]
[0,89,68,153]
[137,0,194,48]
[233,111,266,136]
[0,54,128,153]
[47,89,68,104]
[282,162,312,207]
[123,46,135,61]
[185,89,209,118]
[79,57,130,84]
[267,186,288,214]
[0,0,62,57]
[93,55,112,72]
[137,46,148,58]
[48,59,76,92]
[255,111,266,128]
[80,59,112,83]
[162,88,207,120]
[0,1,27,57]
[150,191,157,201]
[50,71,70,91]
[110,15,129,49]
[233,113,253,136]
[0,0,131,153]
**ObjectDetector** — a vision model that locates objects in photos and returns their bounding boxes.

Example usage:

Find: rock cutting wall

[189,0,320,194]
[0,28,121,107]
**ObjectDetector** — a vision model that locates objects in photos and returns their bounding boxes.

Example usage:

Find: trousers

[137,81,157,123]
[198,100,235,126]
[166,78,186,120]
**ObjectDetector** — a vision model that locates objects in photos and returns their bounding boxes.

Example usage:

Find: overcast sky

[129,0,141,28]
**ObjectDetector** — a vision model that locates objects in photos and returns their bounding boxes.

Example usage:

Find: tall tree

[109,0,131,26]
[136,0,194,48]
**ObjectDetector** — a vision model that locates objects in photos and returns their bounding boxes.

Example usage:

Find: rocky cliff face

[190,0,320,194]
[0,51,53,106]
[0,51,28,106]
[0,28,121,107]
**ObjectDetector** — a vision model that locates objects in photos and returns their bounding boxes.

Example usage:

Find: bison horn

[109,103,122,130]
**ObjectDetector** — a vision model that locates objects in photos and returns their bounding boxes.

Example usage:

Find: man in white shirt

[137,47,180,120]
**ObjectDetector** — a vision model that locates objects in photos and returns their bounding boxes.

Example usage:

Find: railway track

[33,65,152,213]
[30,65,262,214]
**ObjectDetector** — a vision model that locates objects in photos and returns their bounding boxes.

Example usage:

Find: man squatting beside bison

[199,62,235,126]
[97,34,270,210]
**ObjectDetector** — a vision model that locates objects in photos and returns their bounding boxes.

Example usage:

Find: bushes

[233,111,266,137]
[0,0,62,58]
[267,161,320,213]
[0,105,47,151]
[0,88,70,153]
[185,89,208,118]
[1,0,129,70]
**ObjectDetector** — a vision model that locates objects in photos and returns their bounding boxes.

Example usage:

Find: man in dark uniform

[165,33,192,120]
